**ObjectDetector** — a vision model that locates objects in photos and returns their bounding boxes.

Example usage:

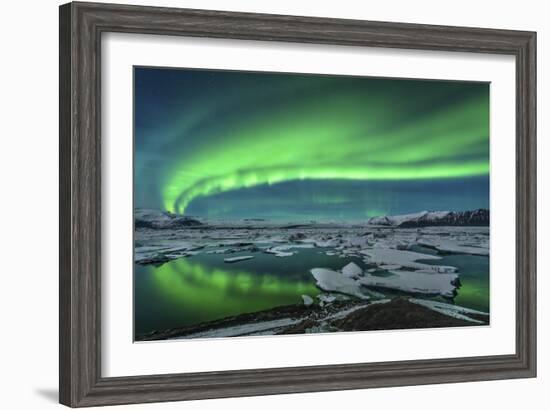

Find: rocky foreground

[136,297,489,341]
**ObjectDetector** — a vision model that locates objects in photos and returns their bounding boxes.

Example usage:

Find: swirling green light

[148,74,489,214]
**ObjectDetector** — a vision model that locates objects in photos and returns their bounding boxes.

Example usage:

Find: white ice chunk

[347,236,370,248]
[312,239,340,248]
[223,256,254,263]
[264,243,313,257]
[206,249,232,254]
[341,262,363,278]
[358,270,459,298]
[273,251,294,257]
[317,294,337,304]
[417,238,489,256]
[361,248,457,273]
[302,295,314,306]
[310,268,369,300]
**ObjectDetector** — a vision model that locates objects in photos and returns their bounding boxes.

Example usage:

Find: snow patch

[409,298,488,323]
[302,295,314,306]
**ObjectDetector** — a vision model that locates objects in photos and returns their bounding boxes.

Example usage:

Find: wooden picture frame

[59,1,536,407]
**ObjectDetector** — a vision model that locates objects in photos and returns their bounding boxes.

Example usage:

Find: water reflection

[134,248,489,336]
[135,253,320,334]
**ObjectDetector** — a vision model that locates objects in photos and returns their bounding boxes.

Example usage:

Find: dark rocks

[288,232,307,242]
[136,297,488,341]
[331,298,486,332]
[134,219,155,229]
[134,208,203,230]
[136,303,318,341]
[134,253,171,266]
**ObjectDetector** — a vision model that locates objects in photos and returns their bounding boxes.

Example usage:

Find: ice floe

[317,294,337,304]
[417,237,489,256]
[264,243,314,257]
[224,256,254,263]
[302,295,314,306]
[358,270,459,298]
[310,268,369,300]
[342,262,363,278]
[361,248,457,273]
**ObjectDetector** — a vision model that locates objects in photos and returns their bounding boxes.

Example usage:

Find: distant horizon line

[134,207,489,220]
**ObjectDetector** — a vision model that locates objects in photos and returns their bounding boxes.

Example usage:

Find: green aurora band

[135,69,489,215]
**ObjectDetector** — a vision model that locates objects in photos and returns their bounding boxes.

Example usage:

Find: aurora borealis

[134,67,489,220]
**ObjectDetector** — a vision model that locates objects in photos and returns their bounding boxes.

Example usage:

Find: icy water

[413,246,490,312]
[134,247,489,336]
[135,248,363,335]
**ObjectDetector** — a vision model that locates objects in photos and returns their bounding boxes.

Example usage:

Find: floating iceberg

[302,294,314,306]
[361,248,457,273]
[224,256,254,263]
[264,243,314,257]
[342,262,363,278]
[358,270,459,298]
[310,268,369,300]
[417,238,489,256]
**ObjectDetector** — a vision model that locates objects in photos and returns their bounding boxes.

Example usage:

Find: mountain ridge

[367,209,489,228]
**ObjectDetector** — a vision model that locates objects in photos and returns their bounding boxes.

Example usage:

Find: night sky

[134,67,489,220]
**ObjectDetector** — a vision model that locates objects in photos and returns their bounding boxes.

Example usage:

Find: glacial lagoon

[134,223,489,339]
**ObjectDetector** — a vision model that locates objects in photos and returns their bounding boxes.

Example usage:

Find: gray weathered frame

[59,1,537,407]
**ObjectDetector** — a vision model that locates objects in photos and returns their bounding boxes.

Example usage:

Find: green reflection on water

[134,251,324,335]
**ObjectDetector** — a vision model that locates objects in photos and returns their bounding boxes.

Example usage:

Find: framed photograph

[59,1,536,407]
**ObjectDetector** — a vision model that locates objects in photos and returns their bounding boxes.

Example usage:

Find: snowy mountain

[367,209,489,228]
[134,208,202,229]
